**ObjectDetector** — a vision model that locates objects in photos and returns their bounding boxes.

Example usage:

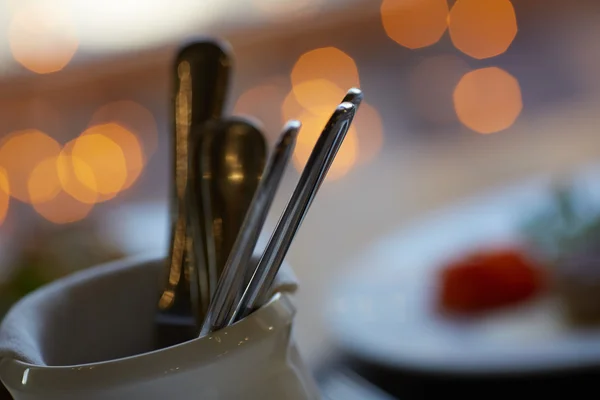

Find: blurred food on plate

[437,247,546,315]
[436,176,600,327]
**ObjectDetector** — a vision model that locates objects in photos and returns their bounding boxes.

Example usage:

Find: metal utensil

[231,97,359,323]
[155,40,231,348]
[314,88,364,193]
[341,88,363,114]
[192,117,267,308]
[199,120,301,335]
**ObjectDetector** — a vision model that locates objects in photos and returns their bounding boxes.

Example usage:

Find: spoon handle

[156,40,231,348]
[316,88,364,194]
[342,87,364,108]
[231,101,358,323]
[200,120,301,335]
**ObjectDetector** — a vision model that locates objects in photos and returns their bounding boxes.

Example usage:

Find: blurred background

[1,0,600,395]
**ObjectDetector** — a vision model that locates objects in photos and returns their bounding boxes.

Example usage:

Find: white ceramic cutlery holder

[0,256,320,399]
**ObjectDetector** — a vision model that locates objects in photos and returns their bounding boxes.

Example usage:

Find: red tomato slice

[438,248,545,315]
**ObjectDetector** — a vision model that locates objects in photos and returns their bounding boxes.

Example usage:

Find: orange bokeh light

[28,156,93,224]
[0,168,9,226]
[291,47,359,96]
[8,2,78,74]
[380,0,449,49]
[410,54,470,124]
[70,131,128,196]
[284,46,377,178]
[0,129,61,203]
[292,79,347,115]
[453,67,522,134]
[448,0,517,59]
[293,109,358,181]
[57,147,99,205]
[27,157,61,205]
[89,101,157,159]
[78,123,143,193]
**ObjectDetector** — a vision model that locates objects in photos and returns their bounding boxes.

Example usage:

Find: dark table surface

[316,352,600,399]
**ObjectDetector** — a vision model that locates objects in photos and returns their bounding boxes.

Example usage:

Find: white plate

[327,166,600,375]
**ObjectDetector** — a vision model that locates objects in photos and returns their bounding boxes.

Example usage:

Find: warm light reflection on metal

[175,61,192,199]
[453,67,522,134]
[449,0,517,59]
[228,171,245,183]
[0,129,61,203]
[227,155,246,183]
[159,216,186,310]
[158,290,175,309]
[89,101,158,159]
[160,56,196,313]
[0,168,9,226]
[8,1,78,74]
[225,153,239,163]
[380,0,449,49]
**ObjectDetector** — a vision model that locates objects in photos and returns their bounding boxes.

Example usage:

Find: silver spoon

[200,120,301,335]
[191,117,267,309]
[155,40,231,348]
[231,97,359,323]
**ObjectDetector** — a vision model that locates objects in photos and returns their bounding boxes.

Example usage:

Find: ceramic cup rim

[0,256,296,392]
